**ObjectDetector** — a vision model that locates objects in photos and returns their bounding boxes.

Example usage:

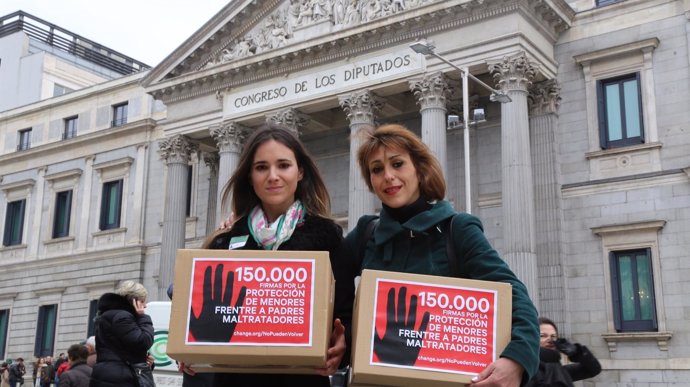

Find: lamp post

[410,40,511,214]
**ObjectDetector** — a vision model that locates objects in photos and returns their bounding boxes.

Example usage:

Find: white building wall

[555,1,690,384]
[0,32,32,112]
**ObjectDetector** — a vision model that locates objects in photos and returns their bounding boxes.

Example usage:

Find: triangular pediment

[143,0,472,87]
[142,0,277,86]
[143,0,574,99]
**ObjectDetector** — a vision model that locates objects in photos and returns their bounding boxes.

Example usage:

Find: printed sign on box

[370,279,498,375]
[186,258,315,346]
[167,249,334,372]
[350,270,512,387]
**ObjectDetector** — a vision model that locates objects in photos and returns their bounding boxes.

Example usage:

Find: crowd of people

[2,339,96,387]
[3,280,154,387]
[4,123,601,387]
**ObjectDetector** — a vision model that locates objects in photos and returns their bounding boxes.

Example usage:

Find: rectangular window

[17,128,32,151]
[610,248,657,332]
[597,73,644,149]
[0,309,8,360]
[35,304,57,357]
[87,300,98,338]
[100,180,123,230]
[3,199,26,246]
[112,103,128,127]
[63,116,78,139]
[52,190,73,238]
[186,165,193,217]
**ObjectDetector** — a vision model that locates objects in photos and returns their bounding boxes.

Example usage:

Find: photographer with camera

[526,317,601,387]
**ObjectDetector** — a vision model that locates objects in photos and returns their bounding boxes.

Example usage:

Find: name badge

[228,235,249,249]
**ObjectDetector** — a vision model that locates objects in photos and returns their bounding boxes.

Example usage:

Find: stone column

[30,167,46,257]
[529,79,564,324]
[339,90,384,230]
[266,108,309,137]
[129,144,148,245]
[76,156,94,253]
[210,122,247,223]
[203,153,219,235]
[489,53,539,306]
[409,72,450,179]
[158,135,195,300]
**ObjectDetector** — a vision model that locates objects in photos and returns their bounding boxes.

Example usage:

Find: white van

[147,301,183,387]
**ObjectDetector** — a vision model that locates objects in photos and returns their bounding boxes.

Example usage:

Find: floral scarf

[248,200,304,250]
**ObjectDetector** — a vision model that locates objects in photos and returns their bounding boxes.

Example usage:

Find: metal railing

[0,11,151,75]
[111,117,128,127]
[17,140,31,151]
[62,128,77,140]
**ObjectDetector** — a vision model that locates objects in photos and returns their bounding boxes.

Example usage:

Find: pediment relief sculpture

[204,0,439,69]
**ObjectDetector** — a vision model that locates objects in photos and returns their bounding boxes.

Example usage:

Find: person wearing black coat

[8,358,25,387]
[526,317,602,387]
[182,126,355,387]
[89,281,154,387]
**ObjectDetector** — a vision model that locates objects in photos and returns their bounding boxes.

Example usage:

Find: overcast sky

[0,0,230,66]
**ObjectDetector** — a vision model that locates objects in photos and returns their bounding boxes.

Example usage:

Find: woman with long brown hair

[191,124,355,387]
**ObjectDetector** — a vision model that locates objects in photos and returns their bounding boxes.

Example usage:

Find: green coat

[345,200,539,382]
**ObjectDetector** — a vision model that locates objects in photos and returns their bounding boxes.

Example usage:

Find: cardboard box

[350,270,512,387]
[167,249,334,373]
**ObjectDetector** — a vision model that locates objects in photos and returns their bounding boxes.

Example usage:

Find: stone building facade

[1,1,689,385]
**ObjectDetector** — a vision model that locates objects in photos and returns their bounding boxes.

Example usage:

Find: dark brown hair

[67,344,89,362]
[203,124,331,247]
[356,123,446,201]
[538,316,558,335]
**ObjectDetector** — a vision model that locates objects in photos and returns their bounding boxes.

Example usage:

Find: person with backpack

[55,358,70,384]
[345,124,540,387]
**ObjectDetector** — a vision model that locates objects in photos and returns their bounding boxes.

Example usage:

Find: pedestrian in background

[525,317,601,386]
[58,344,91,387]
[8,357,24,387]
[1,362,10,387]
[33,358,45,387]
[53,354,66,386]
[55,360,69,381]
[89,280,154,387]
[40,356,54,387]
[84,337,96,368]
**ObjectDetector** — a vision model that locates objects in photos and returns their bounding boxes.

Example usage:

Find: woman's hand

[470,357,523,387]
[132,298,146,315]
[146,353,155,369]
[315,318,346,376]
[178,362,196,376]
[218,212,236,230]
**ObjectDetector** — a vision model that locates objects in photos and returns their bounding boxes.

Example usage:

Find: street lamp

[410,40,512,214]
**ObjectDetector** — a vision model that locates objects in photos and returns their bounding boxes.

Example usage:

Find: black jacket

[526,346,602,387]
[89,293,154,387]
[59,362,92,387]
[8,363,24,384]
[208,215,356,387]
